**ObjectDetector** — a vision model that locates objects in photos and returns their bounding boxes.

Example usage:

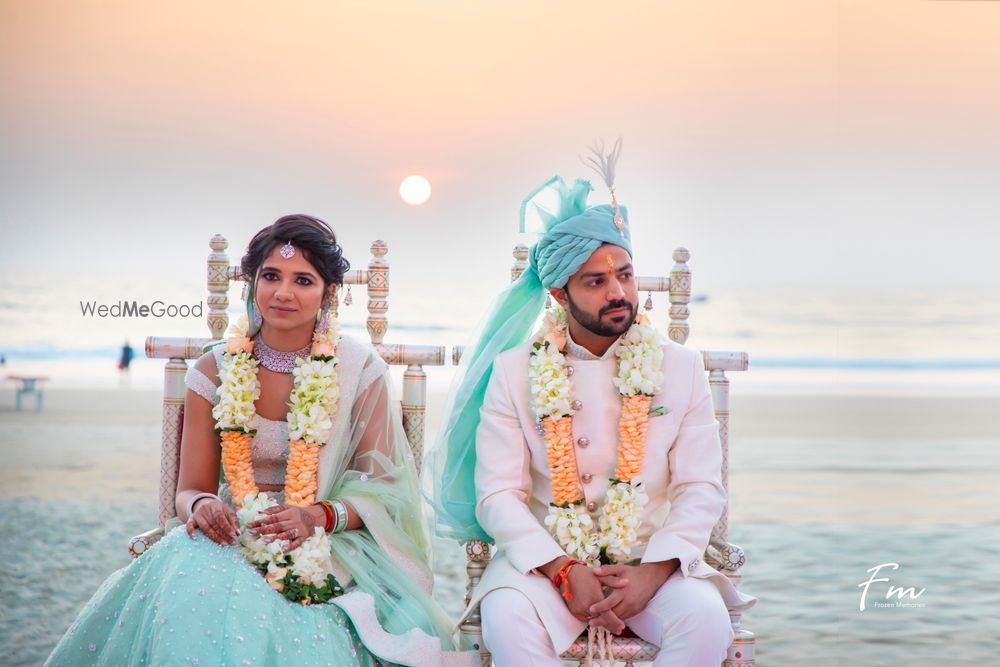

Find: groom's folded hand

[591,562,674,621]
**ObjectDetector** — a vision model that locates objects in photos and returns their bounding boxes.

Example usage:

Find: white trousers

[481,570,734,667]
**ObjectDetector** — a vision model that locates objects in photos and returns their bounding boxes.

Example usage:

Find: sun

[399,175,431,206]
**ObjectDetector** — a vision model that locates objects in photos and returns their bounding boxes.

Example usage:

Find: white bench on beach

[129,235,443,556]
[454,245,757,667]
[6,374,49,411]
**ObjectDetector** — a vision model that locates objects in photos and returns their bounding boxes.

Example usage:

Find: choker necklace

[253,333,311,373]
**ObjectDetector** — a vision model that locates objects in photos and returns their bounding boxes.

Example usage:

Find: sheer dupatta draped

[315,354,458,647]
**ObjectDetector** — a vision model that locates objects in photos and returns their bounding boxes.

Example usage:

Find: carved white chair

[128,234,444,556]
[457,245,757,667]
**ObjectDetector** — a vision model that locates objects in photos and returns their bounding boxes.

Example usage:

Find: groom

[436,161,756,666]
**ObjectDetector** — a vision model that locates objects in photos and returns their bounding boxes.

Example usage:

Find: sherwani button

[586,501,598,512]
[566,366,575,376]
[582,473,593,483]
[688,560,698,572]
[571,400,583,410]
[577,437,590,448]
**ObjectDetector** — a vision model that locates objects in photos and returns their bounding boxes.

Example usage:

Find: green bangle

[331,500,349,533]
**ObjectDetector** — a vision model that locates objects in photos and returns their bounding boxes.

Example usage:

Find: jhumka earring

[252,301,263,329]
[317,302,329,332]
[245,281,263,331]
[317,293,336,333]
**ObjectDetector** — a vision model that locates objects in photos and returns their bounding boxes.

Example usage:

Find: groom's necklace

[254,334,311,373]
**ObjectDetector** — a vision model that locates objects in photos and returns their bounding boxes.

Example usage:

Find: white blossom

[528,343,574,420]
[212,351,260,430]
[598,479,650,563]
[612,321,664,396]
[545,504,600,564]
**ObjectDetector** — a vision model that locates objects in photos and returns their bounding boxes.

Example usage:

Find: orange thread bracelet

[551,559,586,602]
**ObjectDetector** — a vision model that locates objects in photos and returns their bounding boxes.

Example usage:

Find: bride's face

[254,245,329,332]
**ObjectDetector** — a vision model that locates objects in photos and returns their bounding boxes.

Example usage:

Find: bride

[47,214,475,667]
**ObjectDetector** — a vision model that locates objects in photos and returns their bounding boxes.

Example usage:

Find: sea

[0,274,997,396]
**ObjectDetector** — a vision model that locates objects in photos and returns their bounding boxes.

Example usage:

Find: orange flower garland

[543,416,581,507]
[614,394,652,481]
[220,430,259,507]
[284,439,321,507]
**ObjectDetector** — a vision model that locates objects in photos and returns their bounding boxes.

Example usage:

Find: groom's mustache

[600,300,634,317]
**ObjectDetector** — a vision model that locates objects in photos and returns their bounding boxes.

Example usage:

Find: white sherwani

[463,334,757,654]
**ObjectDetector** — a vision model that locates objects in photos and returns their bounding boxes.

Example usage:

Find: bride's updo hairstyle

[241,214,351,291]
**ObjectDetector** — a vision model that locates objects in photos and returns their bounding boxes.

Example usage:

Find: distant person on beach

[117,340,133,372]
[428,143,756,666]
[47,215,475,667]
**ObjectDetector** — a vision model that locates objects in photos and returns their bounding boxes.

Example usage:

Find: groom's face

[552,244,638,338]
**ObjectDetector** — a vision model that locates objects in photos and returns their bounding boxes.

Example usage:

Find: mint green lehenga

[46,336,475,667]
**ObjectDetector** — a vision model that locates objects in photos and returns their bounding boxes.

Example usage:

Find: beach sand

[1,387,998,666]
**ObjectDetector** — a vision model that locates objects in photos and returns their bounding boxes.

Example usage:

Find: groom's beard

[565,291,637,338]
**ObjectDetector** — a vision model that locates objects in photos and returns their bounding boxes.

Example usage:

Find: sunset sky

[2,0,998,306]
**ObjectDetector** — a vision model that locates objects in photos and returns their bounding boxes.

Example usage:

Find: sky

[1,0,999,307]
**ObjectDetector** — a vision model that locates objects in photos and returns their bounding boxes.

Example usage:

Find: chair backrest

[145,234,444,529]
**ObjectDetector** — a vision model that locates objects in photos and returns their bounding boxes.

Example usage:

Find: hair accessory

[582,137,626,237]
[279,240,296,259]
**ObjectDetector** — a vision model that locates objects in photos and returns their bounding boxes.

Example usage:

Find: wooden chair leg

[462,540,492,666]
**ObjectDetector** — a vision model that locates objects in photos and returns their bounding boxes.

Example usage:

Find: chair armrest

[706,539,747,574]
[128,527,165,559]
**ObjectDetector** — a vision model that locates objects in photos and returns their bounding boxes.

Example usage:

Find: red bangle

[551,559,585,602]
[315,501,334,532]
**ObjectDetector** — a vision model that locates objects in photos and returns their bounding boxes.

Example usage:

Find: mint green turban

[425,174,632,543]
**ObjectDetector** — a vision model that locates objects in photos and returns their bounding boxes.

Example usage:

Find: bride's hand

[186,498,240,546]
[247,504,325,552]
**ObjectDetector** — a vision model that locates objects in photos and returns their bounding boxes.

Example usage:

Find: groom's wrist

[538,555,570,580]
[639,558,678,586]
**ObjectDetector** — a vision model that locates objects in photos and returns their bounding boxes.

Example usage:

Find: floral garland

[534,306,664,565]
[211,314,343,604]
